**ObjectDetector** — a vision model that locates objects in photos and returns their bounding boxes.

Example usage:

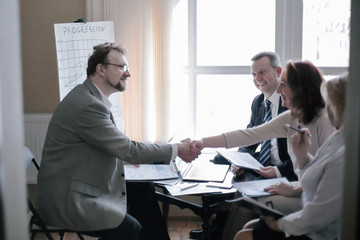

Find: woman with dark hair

[232,74,347,240]
[192,60,333,200]
[190,61,335,238]
[282,61,325,125]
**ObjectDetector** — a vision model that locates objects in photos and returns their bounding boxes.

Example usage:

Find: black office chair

[24,146,85,240]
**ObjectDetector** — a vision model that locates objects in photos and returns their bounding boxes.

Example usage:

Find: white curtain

[86,0,173,143]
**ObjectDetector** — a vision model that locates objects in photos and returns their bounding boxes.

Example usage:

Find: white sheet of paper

[165,181,236,196]
[233,177,291,197]
[216,150,263,171]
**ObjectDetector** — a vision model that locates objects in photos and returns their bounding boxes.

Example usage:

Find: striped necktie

[259,99,272,166]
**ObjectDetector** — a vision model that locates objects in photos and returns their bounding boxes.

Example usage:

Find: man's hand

[264,182,301,197]
[190,139,204,152]
[256,166,277,178]
[177,138,201,162]
[261,215,281,232]
[124,161,140,167]
[231,164,245,178]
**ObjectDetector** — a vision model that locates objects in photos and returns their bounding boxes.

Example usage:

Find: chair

[24,146,85,240]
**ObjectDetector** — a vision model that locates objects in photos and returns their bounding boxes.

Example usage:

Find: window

[196,0,275,66]
[170,0,350,140]
[302,0,351,67]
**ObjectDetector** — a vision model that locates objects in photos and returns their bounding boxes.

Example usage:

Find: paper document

[206,171,234,189]
[124,164,178,181]
[165,181,236,196]
[153,179,181,186]
[227,196,284,219]
[216,150,263,171]
[172,156,230,182]
[233,177,291,197]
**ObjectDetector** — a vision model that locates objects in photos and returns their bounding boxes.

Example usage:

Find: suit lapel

[109,112,116,126]
[256,94,266,125]
[83,79,116,126]
[84,79,102,101]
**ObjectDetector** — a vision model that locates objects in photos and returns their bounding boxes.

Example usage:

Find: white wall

[342,0,360,239]
[0,0,29,239]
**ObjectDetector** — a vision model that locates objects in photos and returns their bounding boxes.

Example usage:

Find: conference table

[156,186,235,240]
[125,153,238,239]
[154,155,237,240]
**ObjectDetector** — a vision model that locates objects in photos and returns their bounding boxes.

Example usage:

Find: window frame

[180,0,348,137]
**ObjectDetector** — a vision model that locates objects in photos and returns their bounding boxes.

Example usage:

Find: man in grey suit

[36,42,200,240]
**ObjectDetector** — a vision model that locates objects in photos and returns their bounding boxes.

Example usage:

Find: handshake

[176,139,204,162]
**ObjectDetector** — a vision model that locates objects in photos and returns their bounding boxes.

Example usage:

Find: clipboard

[226,196,284,219]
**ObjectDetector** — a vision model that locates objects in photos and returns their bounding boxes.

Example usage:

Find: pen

[167,134,176,143]
[206,183,232,189]
[180,183,199,191]
[285,124,311,137]
[172,159,182,179]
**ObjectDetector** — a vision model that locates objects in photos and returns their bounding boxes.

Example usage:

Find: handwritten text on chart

[63,25,106,35]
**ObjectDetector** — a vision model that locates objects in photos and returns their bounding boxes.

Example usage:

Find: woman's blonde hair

[320,74,347,128]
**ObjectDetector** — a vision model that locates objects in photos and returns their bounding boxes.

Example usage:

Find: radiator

[24,113,52,184]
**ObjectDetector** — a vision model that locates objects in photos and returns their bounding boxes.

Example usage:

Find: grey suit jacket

[37,79,172,231]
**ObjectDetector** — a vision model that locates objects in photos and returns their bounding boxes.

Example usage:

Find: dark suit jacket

[214,93,297,181]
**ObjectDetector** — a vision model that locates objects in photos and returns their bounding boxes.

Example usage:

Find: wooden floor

[31,217,202,240]
[168,217,202,240]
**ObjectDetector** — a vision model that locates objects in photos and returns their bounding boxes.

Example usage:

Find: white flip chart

[54,21,124,131]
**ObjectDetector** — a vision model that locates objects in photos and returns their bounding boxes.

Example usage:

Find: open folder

[216,150,263,171]
[226,196,284,219]
[171,157,230,182]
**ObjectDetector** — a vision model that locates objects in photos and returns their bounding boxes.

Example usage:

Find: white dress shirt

[278,130,344,240]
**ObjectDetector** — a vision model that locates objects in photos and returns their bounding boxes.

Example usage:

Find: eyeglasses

[102,62,130,72]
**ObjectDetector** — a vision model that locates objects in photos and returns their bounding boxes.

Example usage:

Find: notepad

[216,150,263,171]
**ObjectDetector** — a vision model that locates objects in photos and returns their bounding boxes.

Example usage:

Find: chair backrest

[24,146,40,171]
[24,146,85,240]
[24,146,55,239]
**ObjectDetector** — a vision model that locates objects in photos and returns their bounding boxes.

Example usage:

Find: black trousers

[82,182,170,240]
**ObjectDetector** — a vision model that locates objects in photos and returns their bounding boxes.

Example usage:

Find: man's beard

[106,77,125,92]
